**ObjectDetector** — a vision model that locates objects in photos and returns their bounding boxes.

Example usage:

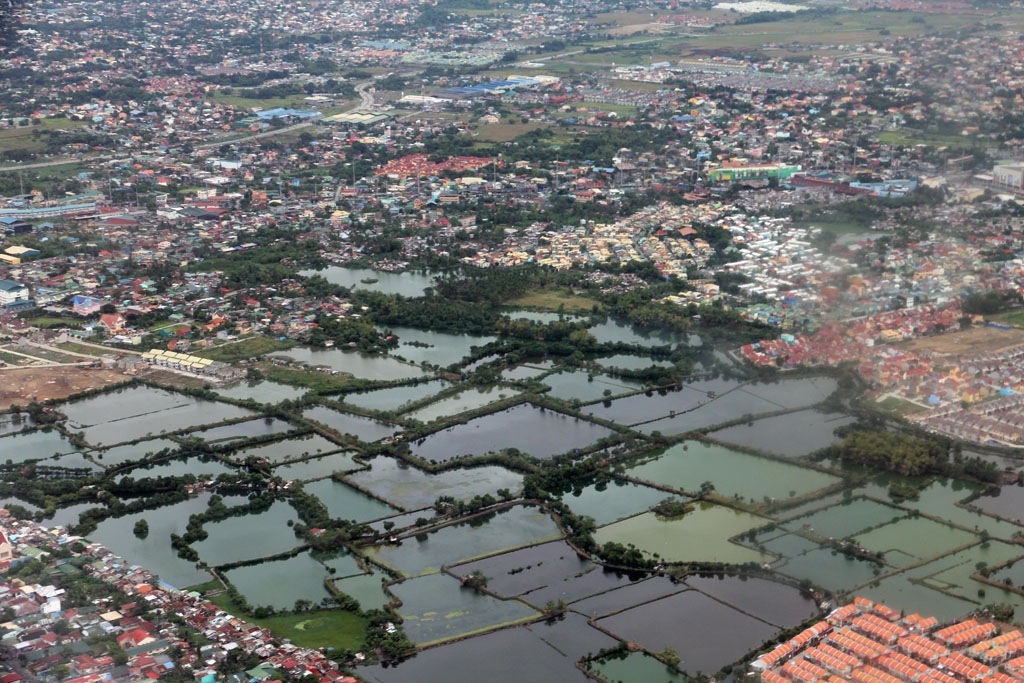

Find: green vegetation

[508,289,601,314]
[197,337,297,362]
[206,589,368,651]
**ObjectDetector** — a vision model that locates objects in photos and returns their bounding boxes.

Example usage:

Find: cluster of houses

[753,597,1024,683]
[0,512,363,683]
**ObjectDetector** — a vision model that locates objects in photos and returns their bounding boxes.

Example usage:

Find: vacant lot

[898,326,1024,356]
[0,366,126,408]
[508,288,601,314]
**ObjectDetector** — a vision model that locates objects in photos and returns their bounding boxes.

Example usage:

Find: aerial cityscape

[4,0,1024,681]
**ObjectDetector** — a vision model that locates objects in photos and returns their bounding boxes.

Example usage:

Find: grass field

[877,129,994,150]
[259,363,358,392]
[990,310,1024,328]
[196,336,297,362]
[0,118,90,155]
[473,121,550,142]
[876,395,925,416]
[27,316,79,329]
[57,341,110,356]
[508,288,601,314]
[208,92,311,111]
[198,583,368,651]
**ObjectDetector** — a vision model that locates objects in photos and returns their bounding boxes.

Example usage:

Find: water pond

[542,370,644,403]
[625,441,840,503]
[0,429,76,462]
[409,404,615,462]
[452,539,634,608]
[302,406,398,442]
[502,361,555,381]
[581,377,740,426]
[232,434,345,464]
[191,501,302,567]
[559,477,675,527]
[388,573,537,645]
[215,380,307,404]
[587,319,690,347]
[345,458,522,511]
[225,551,333,611]
[783,498,907,540]
[272,452,362,480]
[596,354,674,371]
[341,380,449,413]
[358,611,614,683]
[91,438,180,467]
[186,418,295,444]
[301,266,440,297]
[775,547,883,593]
[303,477,398,522]
[589,651,687,683]
[118,455,235,480]
[709,409,854,458]
[637,377,838,436]
[86,493,220,589]
[387,326,495,368]
[0,413,31,436]
[969,484,1024,524]
[330,572,393,611]
[683,574,818,628]
[406,386,518,423]
[596,589,778,675]
[854,516,976,566]
[363,505,562,577]
[594,505,770,565]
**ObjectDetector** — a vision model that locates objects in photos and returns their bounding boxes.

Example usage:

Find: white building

[0,279,28,307]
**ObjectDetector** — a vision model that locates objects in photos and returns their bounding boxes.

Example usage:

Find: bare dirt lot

[0,366,127,409]
[897,326,1024,356]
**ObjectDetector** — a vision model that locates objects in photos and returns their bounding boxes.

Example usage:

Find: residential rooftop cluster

[753,597,1024,683]
[0,510,361,683]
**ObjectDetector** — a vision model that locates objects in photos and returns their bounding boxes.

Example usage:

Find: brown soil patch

[0,366,127,409]
[897,326,1024,356]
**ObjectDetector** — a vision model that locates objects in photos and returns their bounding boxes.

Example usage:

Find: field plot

[0,366,126,409]
[897,325,1024,355]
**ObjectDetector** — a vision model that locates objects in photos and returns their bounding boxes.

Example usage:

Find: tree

[461,570,489,591]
